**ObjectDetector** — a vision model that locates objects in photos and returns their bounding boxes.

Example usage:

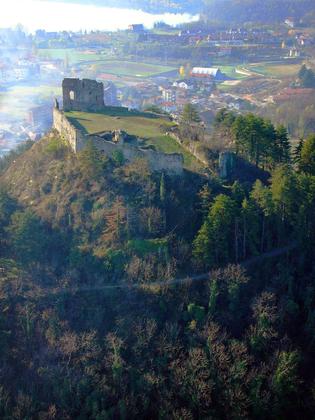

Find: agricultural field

[91,60,177,78]
[246,61,302,78]
[37,48,109,64]
[219,65,250,79]
[65,108,202,171]
[37,49,177,78]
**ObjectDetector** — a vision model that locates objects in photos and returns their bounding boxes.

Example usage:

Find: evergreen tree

[298,64,307,80]
[181,103,201,124]
[232,114,276,167]
[241,198,260,258]
[160,172,166,204]
[193,194,237,267]
[293,138,304,166]
[300,67,315,88]
[274,125,291,164]
[250,180,274,251]
[300,134,315,175]
[198,184,212,220]
[271,165,298,231]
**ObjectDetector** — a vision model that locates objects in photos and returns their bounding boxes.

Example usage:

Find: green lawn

[66,109,173,138]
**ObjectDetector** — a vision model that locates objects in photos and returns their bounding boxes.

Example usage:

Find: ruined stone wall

[53,108,85,152]
[90,135,183,175]
[169,132,208,166]
[53,108,183,175]
[219,152,236,179]
[63,78,105,112]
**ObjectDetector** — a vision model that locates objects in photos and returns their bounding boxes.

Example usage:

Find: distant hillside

[46,0,315,23]
[45,0,201,14]
[202,0,315,24]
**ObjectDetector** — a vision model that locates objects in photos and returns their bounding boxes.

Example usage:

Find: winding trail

[21,242,298,299]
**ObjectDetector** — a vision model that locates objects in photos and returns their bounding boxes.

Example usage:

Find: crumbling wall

[169,132,208,166]
[53,108,85,152]
[90,135,183,175]
[62,78,105,112]
[219,152,236,179]
[53,106,183,175]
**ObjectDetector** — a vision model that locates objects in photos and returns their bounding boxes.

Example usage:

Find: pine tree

[300,135,315,175]
[274,125,291,164]
[193,194,237,267]
[298,64,307,80]
[198,184,212,220]
[293,138,304,166]
[160,172,166,204]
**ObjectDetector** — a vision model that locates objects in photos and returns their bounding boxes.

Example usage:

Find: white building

[191,67,224,79]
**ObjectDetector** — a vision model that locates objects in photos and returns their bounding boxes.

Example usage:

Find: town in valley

[1,12,315,156]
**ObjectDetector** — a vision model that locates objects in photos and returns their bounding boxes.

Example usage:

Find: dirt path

[20,242,298,299]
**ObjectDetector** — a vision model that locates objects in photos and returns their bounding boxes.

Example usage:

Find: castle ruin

[53,78,183,176]
[62,78,105,112]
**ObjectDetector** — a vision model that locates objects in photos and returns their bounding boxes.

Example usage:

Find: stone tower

[62,78,105,112]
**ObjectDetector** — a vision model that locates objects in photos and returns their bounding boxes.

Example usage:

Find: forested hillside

[202,0,315,23]
[1,111,315,417]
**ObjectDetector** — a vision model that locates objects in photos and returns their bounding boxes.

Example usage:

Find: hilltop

[1,106,315,418]
[1,131,205,270]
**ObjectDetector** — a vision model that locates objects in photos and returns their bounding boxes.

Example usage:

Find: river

[0,0,199,32]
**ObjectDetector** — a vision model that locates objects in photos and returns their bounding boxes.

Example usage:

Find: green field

[38,48,108,64]
[247,62,302,78]
[65,109,202,171]
[92,60,176,77]
[66,109,173,138]
[38,49,176,78]
[220,65,250,80]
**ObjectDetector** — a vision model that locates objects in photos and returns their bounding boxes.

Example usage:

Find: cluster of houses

[116,67,227,113]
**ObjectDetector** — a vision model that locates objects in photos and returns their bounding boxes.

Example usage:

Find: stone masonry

[53,79,184,176]
[62,78,105,112]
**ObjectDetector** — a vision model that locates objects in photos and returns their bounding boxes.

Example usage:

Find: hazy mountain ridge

[203,0,315,24]
[44,0,202,14]
[44,0,315,24]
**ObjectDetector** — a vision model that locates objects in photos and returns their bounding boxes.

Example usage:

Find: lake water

[0,0,199,32]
